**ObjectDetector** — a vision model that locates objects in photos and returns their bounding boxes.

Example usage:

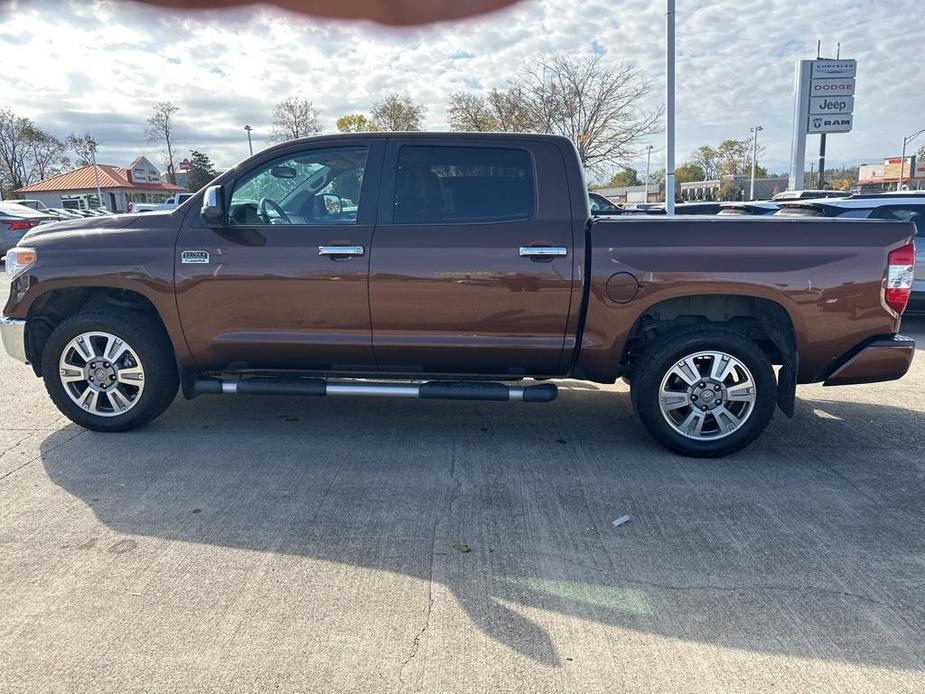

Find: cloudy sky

[0,0,922,180]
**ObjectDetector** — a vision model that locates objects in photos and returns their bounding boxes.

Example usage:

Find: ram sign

[808,115,853,134]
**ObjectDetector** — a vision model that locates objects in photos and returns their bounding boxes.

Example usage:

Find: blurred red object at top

[133,0,523,25]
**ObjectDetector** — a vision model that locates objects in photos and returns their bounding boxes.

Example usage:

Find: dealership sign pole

[788,57,857,190]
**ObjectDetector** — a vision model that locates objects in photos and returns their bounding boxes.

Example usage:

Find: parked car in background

[48,208,86,220]
[14,199,51,212]
[772,189,847,202]
[588,192,622,215]
[131,193,194,213]
[0,202,55,254]
[0,132,917,458]
[776,192,925,312]
[717,201,779,216]
[673,202,723,215]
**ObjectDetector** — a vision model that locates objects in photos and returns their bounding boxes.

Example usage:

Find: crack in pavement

[0,429,86,484]
[396,444,461,694]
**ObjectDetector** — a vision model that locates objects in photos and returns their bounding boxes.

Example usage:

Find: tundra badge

[181,250,210,264]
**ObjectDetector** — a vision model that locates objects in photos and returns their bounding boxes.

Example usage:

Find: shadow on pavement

[39,386,925,671]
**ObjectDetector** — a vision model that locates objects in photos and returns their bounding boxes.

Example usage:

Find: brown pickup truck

[1,133,917,456]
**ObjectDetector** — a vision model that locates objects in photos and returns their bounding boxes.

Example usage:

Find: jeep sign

[810,96,854,114]
[807,115,853,134]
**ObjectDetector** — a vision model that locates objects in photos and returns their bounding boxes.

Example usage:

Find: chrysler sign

[811,59,857,78]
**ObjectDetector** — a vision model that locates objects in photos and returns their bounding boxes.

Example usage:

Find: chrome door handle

[519,246,568,258]
[318,245,364,256]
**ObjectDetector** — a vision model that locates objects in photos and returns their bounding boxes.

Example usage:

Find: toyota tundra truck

[1,133,917,457]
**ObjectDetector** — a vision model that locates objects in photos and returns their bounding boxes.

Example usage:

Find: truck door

[175,141,384,371]
[368,138,575,376]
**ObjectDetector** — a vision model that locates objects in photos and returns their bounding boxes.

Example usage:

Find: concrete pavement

[1,270,923,692]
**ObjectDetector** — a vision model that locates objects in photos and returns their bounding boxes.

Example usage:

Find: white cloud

[0,0,922,178]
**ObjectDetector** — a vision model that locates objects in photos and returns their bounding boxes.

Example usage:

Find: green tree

[606,168,641,187]
[718,182,740,201]
[187,150,217,192]
[336,114,379,133]
[675,163,705,184]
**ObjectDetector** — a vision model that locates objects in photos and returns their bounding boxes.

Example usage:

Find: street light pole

[244,125,254,156]
[749,125,763,200]
[898,127,925,192]
[644,145,654,202]
[90,146,103,210]
[665,0,676,215]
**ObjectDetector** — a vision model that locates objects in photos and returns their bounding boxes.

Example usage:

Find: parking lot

[0,266,923,693]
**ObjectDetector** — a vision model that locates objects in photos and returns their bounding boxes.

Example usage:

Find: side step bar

[186,377,557,403]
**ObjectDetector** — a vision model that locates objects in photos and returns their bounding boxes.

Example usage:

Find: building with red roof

[15,156,185,212]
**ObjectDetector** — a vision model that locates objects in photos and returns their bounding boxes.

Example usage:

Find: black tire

[630,327,776,458]
[42,309,179,432]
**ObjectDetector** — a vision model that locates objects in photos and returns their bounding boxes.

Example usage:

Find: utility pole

[899,127,925,191]
[809,162,815,188]
[749,125,763,200]
[817,133,827,190]
[644,145,654,202]
[244,125,254,156]
[90,146,104,210]
[665,0,676,215]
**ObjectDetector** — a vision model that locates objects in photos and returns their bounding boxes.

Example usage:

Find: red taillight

[2,218,36,232]
[885,242,916,315]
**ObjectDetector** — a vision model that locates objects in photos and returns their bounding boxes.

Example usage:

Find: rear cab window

[392,146,535,224]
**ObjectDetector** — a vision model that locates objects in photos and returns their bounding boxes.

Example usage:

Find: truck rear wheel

[42,310,178,432]
[630,327,776,458]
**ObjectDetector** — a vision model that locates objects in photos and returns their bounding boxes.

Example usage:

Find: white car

[776,192,925,312]
[131,193,194,213]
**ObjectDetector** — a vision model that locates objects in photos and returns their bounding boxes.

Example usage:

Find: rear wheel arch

[619,294,799,415]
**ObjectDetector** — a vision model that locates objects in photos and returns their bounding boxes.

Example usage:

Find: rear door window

[393,146,535,224]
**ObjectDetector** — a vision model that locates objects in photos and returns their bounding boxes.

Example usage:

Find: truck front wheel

[42,310,179,432]
[631,328,776,458]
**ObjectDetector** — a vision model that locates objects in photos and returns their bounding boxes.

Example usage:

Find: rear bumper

[0,316,27,364]
[823,335,915,387]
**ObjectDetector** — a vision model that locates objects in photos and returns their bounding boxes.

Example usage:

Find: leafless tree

[370,94,425,131]
[447,89,537,132]
[447,92,497,131]
[28,130,68,181]
[447,55,661,173]
[269,97,322,143]
[146,101,180,184]
[0,109,68,194]
[66,132,99,167]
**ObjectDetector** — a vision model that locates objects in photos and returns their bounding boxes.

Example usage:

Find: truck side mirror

[201,185,225,226]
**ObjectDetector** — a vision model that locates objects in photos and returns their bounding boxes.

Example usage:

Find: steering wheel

[257,197,292,225]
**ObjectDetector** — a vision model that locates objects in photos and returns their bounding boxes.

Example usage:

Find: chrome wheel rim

[658,350,756,441]
[58,331,145,417]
